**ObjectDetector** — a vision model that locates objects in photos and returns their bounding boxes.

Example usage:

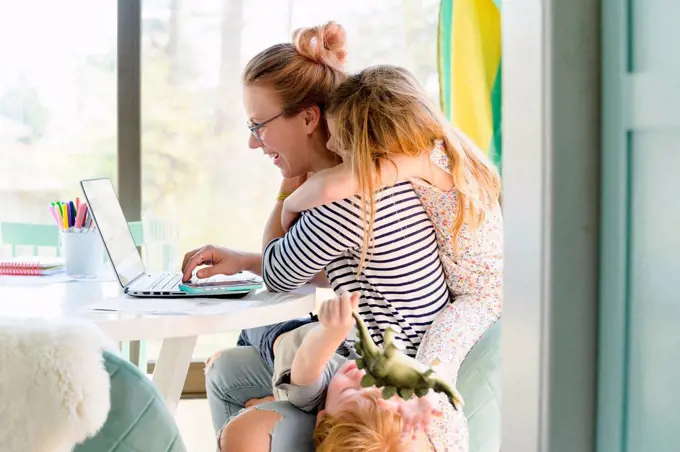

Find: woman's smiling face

[243,84,321,178]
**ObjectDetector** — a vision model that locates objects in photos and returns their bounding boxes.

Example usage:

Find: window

[0,0,117,249]
[140,0,440,360]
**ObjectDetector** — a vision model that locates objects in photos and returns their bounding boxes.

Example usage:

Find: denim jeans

[205,345,316,452]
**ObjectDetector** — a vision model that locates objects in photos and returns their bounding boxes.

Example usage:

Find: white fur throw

[0,318,114,452]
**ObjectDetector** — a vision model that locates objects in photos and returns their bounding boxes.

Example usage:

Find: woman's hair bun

[292,21,347,71]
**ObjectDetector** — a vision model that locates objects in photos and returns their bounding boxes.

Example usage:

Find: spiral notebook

[0,257,65,276]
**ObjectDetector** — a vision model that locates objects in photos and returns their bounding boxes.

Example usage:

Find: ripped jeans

[206,345,316,452]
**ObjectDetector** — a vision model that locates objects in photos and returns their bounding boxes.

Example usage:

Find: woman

[180,22,346,284]
[181,22,455,452]
[180,21,352,451]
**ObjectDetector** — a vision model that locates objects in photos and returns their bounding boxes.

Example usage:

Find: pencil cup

[60,230,104,278]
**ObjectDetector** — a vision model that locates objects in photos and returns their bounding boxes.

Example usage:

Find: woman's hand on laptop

[181,245,262,282]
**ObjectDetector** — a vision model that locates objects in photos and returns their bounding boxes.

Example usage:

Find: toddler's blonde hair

[313,392,433,452]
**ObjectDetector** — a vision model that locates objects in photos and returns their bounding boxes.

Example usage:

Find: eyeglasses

[247,111,285,142]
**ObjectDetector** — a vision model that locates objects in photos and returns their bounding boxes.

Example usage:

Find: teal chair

[457,319,502,452]
[0,221,145,256]
[0,222,60,256]
[74,349,187,452]
[1,220,177,272]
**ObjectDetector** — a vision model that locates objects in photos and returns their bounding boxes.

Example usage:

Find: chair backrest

[1,221,152,254]
[74,350,187,452]
[0,222,60,257]
[457,319,502,452]
[1,220,178,270]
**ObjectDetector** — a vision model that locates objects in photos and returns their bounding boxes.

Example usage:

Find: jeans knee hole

[204,351,224,374]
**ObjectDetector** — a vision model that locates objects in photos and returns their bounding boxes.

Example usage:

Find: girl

[281,64,504,451]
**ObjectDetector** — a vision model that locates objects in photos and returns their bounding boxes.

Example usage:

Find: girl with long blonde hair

[282,64,504,451]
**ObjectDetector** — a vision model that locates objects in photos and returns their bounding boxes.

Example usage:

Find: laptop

[80,178,263,298]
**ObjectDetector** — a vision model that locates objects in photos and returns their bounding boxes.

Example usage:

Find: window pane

[0,1,117,256]
[141,0,439,360]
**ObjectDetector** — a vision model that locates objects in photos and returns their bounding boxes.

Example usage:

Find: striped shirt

[262,181,451,357]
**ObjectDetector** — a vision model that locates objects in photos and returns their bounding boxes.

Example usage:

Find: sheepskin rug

[0,318,113,451]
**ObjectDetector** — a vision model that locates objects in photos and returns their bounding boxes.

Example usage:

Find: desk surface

[0,277,318,341]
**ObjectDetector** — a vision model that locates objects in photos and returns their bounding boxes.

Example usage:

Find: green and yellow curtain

[438,0,502,171]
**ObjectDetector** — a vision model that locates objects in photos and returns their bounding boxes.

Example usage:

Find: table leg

[152,336,198,414]
[120,340,148,373]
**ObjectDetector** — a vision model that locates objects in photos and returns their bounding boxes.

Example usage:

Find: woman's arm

[262,174,309,251]
[263,199,287,251]
[263,174,332,287]
[262,200,362,293]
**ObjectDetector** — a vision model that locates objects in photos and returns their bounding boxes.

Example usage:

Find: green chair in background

[457,319,501,452]
[0,222,60,256]
[0,220,177,270]
[0,221,145,256]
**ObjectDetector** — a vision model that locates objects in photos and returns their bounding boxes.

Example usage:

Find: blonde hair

[326,65,502,269]
[243,21,347,120]
[313,392,432,452]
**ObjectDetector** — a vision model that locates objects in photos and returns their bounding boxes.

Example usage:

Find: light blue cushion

[458,319,501,452]
[75,350,186,452]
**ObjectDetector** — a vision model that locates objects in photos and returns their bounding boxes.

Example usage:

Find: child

[280,64,503,451]
[235,292,439,451]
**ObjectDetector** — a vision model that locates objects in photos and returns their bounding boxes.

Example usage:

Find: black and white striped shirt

[262,181,452,357]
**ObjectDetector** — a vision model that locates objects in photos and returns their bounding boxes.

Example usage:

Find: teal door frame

[597,1,629,450]
[594,0,680,449]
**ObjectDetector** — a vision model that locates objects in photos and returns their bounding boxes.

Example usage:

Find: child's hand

[377,391,444,440]
[318,292,360,338]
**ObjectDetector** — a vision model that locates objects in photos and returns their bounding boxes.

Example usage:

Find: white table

[0,276,319,414]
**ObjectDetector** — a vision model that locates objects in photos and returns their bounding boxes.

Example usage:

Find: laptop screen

[80,178,145,287]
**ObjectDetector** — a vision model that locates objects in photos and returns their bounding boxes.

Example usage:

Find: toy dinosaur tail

[351,311,380,356]
[436,382,464,411]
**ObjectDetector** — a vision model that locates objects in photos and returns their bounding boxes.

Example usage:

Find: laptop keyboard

[147,272,182,290]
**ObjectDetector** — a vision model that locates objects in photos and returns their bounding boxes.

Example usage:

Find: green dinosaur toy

[351,311,463,410]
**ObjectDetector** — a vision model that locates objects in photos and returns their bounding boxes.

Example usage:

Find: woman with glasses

[181,21,345,284]
[181,21,351,451]
[181,22,458,452]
